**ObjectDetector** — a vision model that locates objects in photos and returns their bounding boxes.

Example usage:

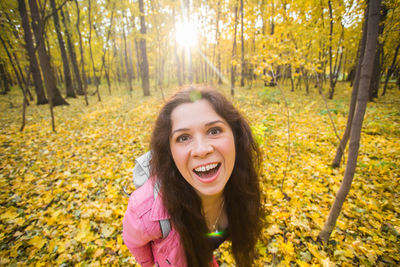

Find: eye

[177,134,190,143]
[208,127,222,136]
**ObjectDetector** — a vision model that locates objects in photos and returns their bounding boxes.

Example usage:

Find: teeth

[195,163,218,172]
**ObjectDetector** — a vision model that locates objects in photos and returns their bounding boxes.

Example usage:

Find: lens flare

[175,21,198,48]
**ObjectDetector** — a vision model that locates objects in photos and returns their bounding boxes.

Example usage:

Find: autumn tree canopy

[0,0,399,99]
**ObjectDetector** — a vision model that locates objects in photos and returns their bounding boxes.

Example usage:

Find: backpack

[124,151,171,239]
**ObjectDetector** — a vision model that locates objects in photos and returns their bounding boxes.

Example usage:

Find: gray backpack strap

[129,151,171,239]
[159,219,171,239]
[132,151,152,188]
[153,182,171,239]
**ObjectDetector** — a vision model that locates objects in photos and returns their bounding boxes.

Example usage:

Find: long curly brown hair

[150,87,262,267]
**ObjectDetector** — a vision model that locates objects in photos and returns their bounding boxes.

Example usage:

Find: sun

[175,21,198,48]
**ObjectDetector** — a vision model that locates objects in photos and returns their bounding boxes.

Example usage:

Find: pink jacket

[123,177,187,266]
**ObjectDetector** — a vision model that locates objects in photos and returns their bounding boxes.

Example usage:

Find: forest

[0,0,399,265]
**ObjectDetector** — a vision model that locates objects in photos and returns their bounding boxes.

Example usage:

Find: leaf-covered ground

[0,82,399,266]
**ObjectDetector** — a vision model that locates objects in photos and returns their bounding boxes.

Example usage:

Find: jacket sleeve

[123,194,156,267]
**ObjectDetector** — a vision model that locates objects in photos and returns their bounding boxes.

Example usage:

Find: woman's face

[169,99,236,199]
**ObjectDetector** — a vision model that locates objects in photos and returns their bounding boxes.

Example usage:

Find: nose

[191,136,213,158]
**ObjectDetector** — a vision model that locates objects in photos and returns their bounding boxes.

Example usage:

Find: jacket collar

[149,184,170,221]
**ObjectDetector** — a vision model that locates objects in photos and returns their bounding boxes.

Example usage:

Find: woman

[123,87,262,267]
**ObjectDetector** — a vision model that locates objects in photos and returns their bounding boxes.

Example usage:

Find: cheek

[222,135,236,155]
[217,136,236,164]
[170,145,188,171]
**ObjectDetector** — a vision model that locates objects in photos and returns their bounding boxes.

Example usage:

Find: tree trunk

[187,47,193,84]
[240,0,245,87]
[328,0,335,99]
[96,7,115,96]
[50,0,75,98]
[149,0,164,98]
[369,46,381,100]
[74,0,88,105]
[332,5,369,168]
[0,35,32,129]
[17,0,47,105]
[181,50,186,83]
[114,40,122,83]
[88,0,101,102]
[138,0,150,96]
[184,0,193,84]
[319,0,381,242]
[382,40,400,96]
[122,17,133,92]
[0,61,10,94]
[230,2,239,96]
[261,0,268,87]
[216,0,222,85]
[172,8,182,86]
[128,42,136,80]
[4,65,13,92]
[329,25,345,96]
[61,8,84,96]
[369,5,387,101]
[0,36,28,100]
[29,0,68,107]
[134,38,141,82]
[289,65,295,92]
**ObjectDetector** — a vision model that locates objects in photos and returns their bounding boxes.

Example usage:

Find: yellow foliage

[28,235,47,250]
[0,84,399,266]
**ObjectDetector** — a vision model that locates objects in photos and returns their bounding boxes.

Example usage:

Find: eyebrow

[171,120,226,136]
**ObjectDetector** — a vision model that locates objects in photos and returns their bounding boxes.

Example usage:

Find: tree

[28,0,68,107]
[230,1,239,96]
[381,0,400,96]
[186,0,194,83]
[74,0,88,105]
[149,0,165,99]
[0,35,31,100]
[332,5,369,168]
[0,60,10,94]
[369,4,388,101]
[319,0,382,242]
[172,7,182,86]
[103,5,116,95]
[327,0,345,99]
[50,0,76,98]
[138,0,150,96]
[240,0,245,87]
[88,0,101,101]
[382,40,400,96]
[214,0,222,85]
[122,13,133,92]
[60,7,84,96]
[17,0,48,105]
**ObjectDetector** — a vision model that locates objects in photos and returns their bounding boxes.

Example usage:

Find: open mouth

[193,163,221,179]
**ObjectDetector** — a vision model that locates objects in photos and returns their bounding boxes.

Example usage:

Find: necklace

[210,199,225,233]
